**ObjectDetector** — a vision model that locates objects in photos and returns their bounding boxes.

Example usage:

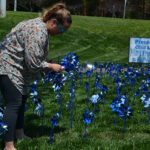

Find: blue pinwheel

[85,82,90,103]
[66,88,75,129]
[49,113,60,143]
[78,70,83,87]
[90,94,99,122]
[101,85,108,105]
[110,95,133,134]
[55,92,63,117]
[0,122,8,137]
[140,94,150,123]
[35,103,45,133]
[132,90,140,105]
[83,109,93,138]
[61,52,80,73]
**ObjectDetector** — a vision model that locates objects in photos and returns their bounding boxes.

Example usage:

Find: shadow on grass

[24,114,66,138]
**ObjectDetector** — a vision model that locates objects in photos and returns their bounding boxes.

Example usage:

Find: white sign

[129,37,150,63]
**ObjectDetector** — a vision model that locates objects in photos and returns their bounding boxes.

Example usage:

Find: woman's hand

[48,63,63,72]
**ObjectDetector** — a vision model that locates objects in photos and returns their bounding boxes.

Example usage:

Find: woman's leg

[15,95,29,139]
[0,75,23,150]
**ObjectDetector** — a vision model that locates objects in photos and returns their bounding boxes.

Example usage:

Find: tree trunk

[30,0,32,12]
[82,0,87,16]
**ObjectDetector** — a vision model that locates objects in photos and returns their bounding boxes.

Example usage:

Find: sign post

[14,0,17,11]
[0,0,6,18]
[123,0,127,19]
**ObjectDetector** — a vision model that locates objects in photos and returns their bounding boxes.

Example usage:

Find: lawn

[0,11,150,150]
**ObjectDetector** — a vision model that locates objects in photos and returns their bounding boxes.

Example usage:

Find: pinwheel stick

[132,95,136,106]
[42,107,44,133]
[87,90,89,103]
[60,96,62,118]
[147,109,150,124]
[115,112,117,126]
[83,123,87,138]
[93,103,95,122]
[123,118,127,134]
[0,127,1,137]
[71,106,73,128]
[49,125,53,144]
[32,103,36,118]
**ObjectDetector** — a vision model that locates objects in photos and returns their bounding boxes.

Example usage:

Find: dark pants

[0,75,27,142]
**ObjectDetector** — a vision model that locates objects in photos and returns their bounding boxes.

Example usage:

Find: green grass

[1,11,150,150]
[1,11,150,63]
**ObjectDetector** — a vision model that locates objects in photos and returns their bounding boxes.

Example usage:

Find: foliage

[5,0,150,19]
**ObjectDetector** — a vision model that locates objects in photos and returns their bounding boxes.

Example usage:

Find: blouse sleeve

[24,26,49,73]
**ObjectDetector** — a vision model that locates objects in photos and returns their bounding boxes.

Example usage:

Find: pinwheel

[79,71,83,87]
[110,95,133,133]
[85,82,90,103]
[49,113,60,143]
[55,92,63,117]
[85,70,93,84]
[29,90,41,118]
[140,94,150,123]
[90,94,99,122]
[118,101,133,134]
[132,90,140,105]
[35,103,45,133]
[101,85,108,105]
[0,106,4,121]
[93,72,100,92]
[0,122,8,137]
[66,87,75,129]
[83,109,93,138]
[61,52,80,73]
[129,77,135,93]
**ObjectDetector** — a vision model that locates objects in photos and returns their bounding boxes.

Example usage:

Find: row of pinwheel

[1,52,150,141]
[29,58,150,142]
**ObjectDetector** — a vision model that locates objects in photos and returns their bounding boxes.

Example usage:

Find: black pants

[0,75,27,141]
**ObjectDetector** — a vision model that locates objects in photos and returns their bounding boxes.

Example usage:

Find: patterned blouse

[0,17,49,95]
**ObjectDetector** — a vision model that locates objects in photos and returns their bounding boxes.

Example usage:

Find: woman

[0,3,72,150]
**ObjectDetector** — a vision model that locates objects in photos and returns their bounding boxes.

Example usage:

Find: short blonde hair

[42,3,72,25]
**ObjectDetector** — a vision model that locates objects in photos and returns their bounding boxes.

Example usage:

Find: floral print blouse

[0,17,49,95]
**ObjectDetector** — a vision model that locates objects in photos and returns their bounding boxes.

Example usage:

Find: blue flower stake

[99,63,103,82]
[90,94,99,122]
[56,92,63,118]
[140,94,147,114]
[110,99,119,126]
[30,91,39,118]
[129,77,135,93]
[79,71,83,87]
[118,98,132,134]
[49,113,60,144]
[102,85,108,105]
[83,110,93,138]
[66,86,75,129]
[132,90,140,106]
[85,82,89,103]
[0,122,8,138]
[110,95,132,131]
[35,103,45,133]
[141,94,150,124]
